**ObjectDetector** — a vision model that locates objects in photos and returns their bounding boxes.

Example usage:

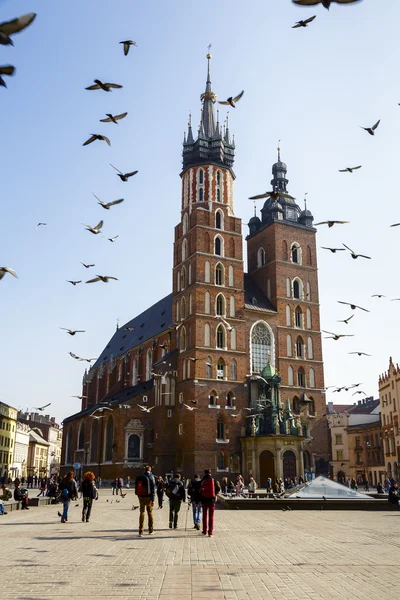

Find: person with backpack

[200,468,220,537]
[188,474,202,530]
[135,465,155,537]
[81,471,98,523]
[58,471,78,523]
[166,473,186,529]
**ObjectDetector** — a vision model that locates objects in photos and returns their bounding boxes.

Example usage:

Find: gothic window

[308,397,315,416]
[176,300,180,322]
[77,420,85,450]
[231,326,237,350]
[104,416,113,462]
[306,308,312,329]
[217,418,225,440]
[298,367,306,387]
[187,359,191,379]
[206,356,212,378]
[204,323,210,346]
[229,237,235,258]
[306,281,311,301]
[180,266,186,290]
[182,360,186,380]
[209,390,217,406]
[216,170,221,186]
[283,240,288,260]
[295,306,303,328]
[182,238,188,262]
[189,293,193,314]
[146,348,152,380]
[90,420,98,463]
[132,356,138,385]
[230,295,235,317]
[296,336,304,358]
[215,210,223,230]
[199,188,204,202]
[308,337,313,359]
[180,327,187,351]
[217,359,225,380]
[165,377,171,406]
[309,367,315,388]
[251,321,272,373]
[287,334,292,357]
[199,169,204,184]
[127,434,140,460]
[205,291,211,314]
[177,270,180,292]
[228,265,234,287]
[205,261,211,283]
[227,392,234,407]
[216,188,221,203]
[182,212,189,235]
[180,297,186,320]
[218,451,225,470]
[230,359,237,380]
[257,248,265,268]
[216,324,226,349]
[293,278,302,299]
[291,243,301,264]
[288,365,294,386]
[286,305,291,326]
[267,279,271,299]
[286,278,291,298]
[215,235,223,256]
[188,263,192,285]
[307,246,312,266]
[292,396,300,414]
[216,293,225,316]
[215,263,224,286]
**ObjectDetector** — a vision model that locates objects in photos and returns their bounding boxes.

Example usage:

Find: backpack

[166,479,181,499]
[200,477,215,500]
[135,474,151,497]
[61,488,69,498]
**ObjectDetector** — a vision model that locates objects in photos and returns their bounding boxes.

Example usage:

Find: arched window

[215,210,223,230]
[215,263,224,286]
[283,240,288,260]
[293,278,302,299]
[293,396,300,414]
[188,263,192,285]
[218,451,225,470]
[286,305,291,326]
[182,212,189,235]
[251,321,273,373]
[104,416,113,462]
[227,392,234,407]
[216,188,221,203]
[217,418,225,440]
[216,170,221,186]
[189,293,193,314]
[180,266,186,290]
[287,334,292,357]
[257,248,265,268]
[231,328,236,350]
[230,359,237,380]
[132,356,138,385]
[182,360,186,380]
[90,420,98,463]
[230,295,235,317]
[308,397,315,416]
[306,308,312,329]
[306,282,311,301]
[128,434,140,460]
[77,420,85,450]
[206,356,212,378]
[177,270,180,292]
[298,367,306,387]
[308,337,313,359]
[288,365,294,386]
[267,279,271,299]
[199,169,204,184]
[209,390,217,406]
[228,265,234,287]
[180,296,186,320]
[204,323,210,346]
[180,327,187,351]
[216,324,226,349]
[217,359,225,380]
[296,336,304,358]
[176,300,180,322]
[146,348,152,380]
[215,235,223,256]
[229,237,235,258]
[182,238,188,262]
[309,367,315,388]
[199,187,204,202]
[205,291,211,314]
[205,261,211,283]
[286,278,291,298]
[307,246,312,266]
[295,306,303,328]
[216,293,225,316]
[64,427,72,464]
[187,359,191,379]
[291,243,301,264]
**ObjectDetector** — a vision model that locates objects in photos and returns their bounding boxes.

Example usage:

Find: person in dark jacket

[166,473,186,529]
[58,471,78,523]
[14,482,29,510]
[388,484,399,509]
[81,471,98,522]
[188,474,202,530]
[135,465,156,537]
[200,468,220,537]
[156,476,165,509]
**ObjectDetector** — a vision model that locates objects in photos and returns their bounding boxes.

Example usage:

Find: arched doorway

[283,450,296,480]
[259,450,275,486]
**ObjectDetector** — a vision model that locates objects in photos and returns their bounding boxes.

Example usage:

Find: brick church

[61,55,330,485]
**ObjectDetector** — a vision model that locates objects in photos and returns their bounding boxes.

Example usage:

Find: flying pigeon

[218,90,244,108]
[0,13,36,45]
[0,65,15,87]
[0,267,17,281]
[292,15,316,27]
[110,164,138,181]
[100,112,128,124]
[83,134,111,147]
[85,80,123,92]
[120,40,137,55]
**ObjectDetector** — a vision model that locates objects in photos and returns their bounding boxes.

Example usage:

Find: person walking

[81,471,98,523]
[135,465,155,537]
[37,478,46,497]
[200,468,220,537]
[117,477,123,496]
[188,474,202,530]
[58,471,78,523]
[111,478,117,495]
[166,473,186,529]
[156,476,165,509]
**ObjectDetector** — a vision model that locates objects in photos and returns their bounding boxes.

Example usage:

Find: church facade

[61,56,330,485]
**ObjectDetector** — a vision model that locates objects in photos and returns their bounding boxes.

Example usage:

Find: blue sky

[1,0,399,422]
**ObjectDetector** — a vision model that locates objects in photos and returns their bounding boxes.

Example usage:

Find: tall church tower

[172,55,247,476]
[246,150,330,474]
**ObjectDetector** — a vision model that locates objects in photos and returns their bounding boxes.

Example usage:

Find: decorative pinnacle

[188,112,192,127]
[304,192,308,210]
[277,139,281,161]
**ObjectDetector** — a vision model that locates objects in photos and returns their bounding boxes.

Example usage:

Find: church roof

[244,274,276,313]
[92,293,173,369]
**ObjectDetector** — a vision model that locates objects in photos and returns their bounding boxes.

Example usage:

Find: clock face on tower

[286,208,296,221]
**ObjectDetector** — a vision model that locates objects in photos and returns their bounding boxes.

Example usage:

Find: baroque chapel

[61,56,330,485]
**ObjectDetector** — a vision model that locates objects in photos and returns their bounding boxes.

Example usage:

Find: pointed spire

[224,113,231,144]
[186,112,194,143]
[200,53,216,138]
[304,192,308,211]
[277,139,281,162]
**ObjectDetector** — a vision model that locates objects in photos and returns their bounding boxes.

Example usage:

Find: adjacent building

[27,429,50,479]
[0,401,18,482]
[379,357,400,480]
[19,412,63,475]
[12,421,31,479]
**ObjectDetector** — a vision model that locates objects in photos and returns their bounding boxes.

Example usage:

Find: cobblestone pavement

[3,490,400,599]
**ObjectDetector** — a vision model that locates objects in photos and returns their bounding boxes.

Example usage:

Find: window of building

[309,367,315,388]
[182,360,186,380]
[307,337,313,359]
[189,293,193,314]
[180,327,187,351]
[199,187,204,202]
[217,360,225,380]
[286,278,291,298]
[336,450,344,461]
[286,305,291,326]
[205,291,211,314]
[215,210,223,230]
[180,297,186,320]
[216,170,221,186]
[298,367,306,387]
[308,397,315,415]
[205,261,211,283]
[306,282,311,301]
[216,324,225,349]
[296,336,304,358]
[216,294,225,316]
[226,392,234,407]
[215,236,223,256]
[336,434,343,445]
[293,279,302,299]
[146,348,152,380]
[217,418,225,440]
[251,321,273,373]
[287,334,292,357]
[288,366,294,386]
[307,246,312,265]
[180,266,186,290]
[206,357,212,378]
[104,416,113,462]
[182,212,189,235]
[257,248,265,268]
[230,296,235,317]
[216,188,221,202]
[218,451,225,470]
[291,243,301,264]
[306,308,312,329]
[295,307,303,328]
[77,421,85,450]
[230,359,237,380]
[293,396,300,414]
[90,420,98,463]
[188,263,192,285]
[215,263,224,285]
[231,327,236,350]
[199,169,204,184]
[209,391,217,406]
[177,270,180,292]
[204,323,210,346]
[228,265,234,287]
[182,239,188,262]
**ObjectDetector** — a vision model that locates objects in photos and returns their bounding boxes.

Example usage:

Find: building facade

[61,56,329,484]
[12,421,31,479]
[379,357,400,480]
[0,401,18,482]
[19,412,63,475]
[27,430,50,478]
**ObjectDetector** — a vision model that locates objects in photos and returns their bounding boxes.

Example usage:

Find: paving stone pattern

[2,490,400,599]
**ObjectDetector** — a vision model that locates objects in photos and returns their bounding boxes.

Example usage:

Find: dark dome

[300,209,313,218]
[249,215,261,225]
[272,159,287,171]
